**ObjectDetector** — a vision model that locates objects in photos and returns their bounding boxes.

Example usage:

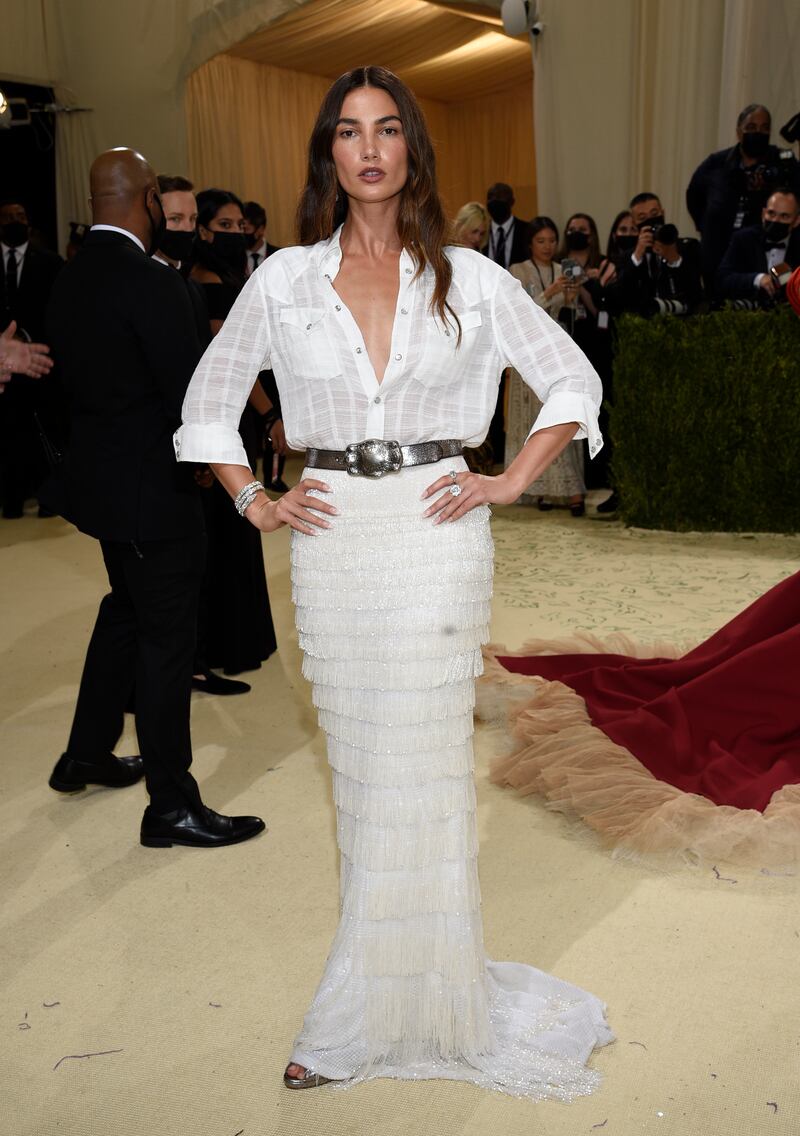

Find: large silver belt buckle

[345,439,403,478]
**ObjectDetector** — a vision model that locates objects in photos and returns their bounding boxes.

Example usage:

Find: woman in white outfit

[176,67,612,1100]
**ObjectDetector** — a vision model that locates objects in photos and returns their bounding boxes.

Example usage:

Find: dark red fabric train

[498,571,800,812]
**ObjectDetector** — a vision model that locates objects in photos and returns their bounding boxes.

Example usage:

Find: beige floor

[2,483,799,1136]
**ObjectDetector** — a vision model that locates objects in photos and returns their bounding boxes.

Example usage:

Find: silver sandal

[283,1064,336,1090]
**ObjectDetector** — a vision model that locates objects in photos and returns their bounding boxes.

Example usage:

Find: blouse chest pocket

[417,308,483,386]
[277,307,341,380]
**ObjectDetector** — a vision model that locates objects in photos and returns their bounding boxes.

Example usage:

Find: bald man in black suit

[44,148,265,849]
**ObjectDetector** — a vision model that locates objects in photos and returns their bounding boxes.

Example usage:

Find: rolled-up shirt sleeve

[491,269,603,457]
[174,270,271,466]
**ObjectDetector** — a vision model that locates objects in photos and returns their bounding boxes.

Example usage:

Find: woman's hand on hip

[421,470,521,523]
[246,478,337,535]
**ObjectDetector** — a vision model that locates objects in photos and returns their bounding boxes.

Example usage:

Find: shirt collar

[316,224,417,281]
[2,241,29,258]
[90,224,146,253]
[251,239,267,258]
[152,252,180,268]
[491,216,514,237]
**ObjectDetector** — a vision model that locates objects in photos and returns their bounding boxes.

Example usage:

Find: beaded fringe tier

[288,460,613,1099]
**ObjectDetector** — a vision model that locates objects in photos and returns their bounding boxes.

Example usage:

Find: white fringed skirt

[289,458,613,1099]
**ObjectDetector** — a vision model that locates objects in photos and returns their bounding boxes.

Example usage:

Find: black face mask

[487,199,512,225]
[159,228,195,263]
[741,132,770,159]
[615,233,638,252]
[1,221,28,248]
[763,219,790,242]
[211,230,247,269]
[244,231,260,250]
[565,229,590,251]
[145,192,166,257]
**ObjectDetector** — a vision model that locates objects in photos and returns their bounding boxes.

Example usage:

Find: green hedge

[611,307,800,532]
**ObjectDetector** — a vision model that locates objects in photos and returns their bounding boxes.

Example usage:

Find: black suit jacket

[615,237,704,316]
[484,217,529,269]
[716,225,800,300]
[686,143,800,283]
[1,243,64,341]
[42,230,204,542]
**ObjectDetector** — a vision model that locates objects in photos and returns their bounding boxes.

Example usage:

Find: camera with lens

[646,222,679,245]
[560,257,585,282]
[651,298,687,316]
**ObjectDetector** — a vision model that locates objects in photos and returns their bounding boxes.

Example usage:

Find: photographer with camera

[716,188,800,305]
[687,104,799,293]
[615,193,703,318]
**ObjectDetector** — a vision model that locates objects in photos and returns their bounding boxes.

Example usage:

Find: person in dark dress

[154,174,252,695]
[189,189,277,675]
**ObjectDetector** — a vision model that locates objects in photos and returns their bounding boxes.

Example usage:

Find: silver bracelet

[234,480,265,517]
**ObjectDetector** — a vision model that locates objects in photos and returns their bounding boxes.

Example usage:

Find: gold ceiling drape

[185,53,534,247]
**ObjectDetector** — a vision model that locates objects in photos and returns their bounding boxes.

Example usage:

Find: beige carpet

[2,483,799,1136]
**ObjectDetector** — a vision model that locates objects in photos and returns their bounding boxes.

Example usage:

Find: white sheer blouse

[175,226,602,467]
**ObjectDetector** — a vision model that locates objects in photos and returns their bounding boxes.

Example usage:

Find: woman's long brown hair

[297,66,459,338]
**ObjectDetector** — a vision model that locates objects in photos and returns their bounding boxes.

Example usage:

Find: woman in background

[506,218,586,514]
[557,212,602,274]
[603,209,638,266]
[190,188,277,676]
[451,201,489,251]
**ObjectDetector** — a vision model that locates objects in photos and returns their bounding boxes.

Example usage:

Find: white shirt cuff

[755,273,766,288]
[173,423,250,467]
[525,390,603,458]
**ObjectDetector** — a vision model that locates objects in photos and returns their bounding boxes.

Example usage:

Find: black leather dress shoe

[49,753,144,793]
[191,669,251,696]
[595,491,619,514]
[140,804,266,848]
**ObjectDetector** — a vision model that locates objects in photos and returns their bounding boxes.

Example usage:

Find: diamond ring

[448,470,459,482]
[449,484,462,497]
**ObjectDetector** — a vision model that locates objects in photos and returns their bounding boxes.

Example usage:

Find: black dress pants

[66,533,206,813]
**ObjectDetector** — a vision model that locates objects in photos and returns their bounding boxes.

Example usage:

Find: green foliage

[610,307,800,532]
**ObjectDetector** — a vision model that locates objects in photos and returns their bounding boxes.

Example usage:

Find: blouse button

[405,268,412,275]
[335,304,342,311]
[306,323,312,330]
[355,347,363,354]
[394,353,403,361]
[374,395,382,404]
[400,308,408,315]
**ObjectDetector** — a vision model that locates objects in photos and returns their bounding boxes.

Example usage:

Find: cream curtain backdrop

[717,0,800,149]
[185,55,332,248]
[185,53,534,247]
[0,0,797,253]
[533,0,800,242]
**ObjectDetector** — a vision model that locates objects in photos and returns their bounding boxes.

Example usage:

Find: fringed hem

[479,639,800,869]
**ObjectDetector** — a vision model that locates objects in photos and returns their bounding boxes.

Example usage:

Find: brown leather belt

[306,438,463,479]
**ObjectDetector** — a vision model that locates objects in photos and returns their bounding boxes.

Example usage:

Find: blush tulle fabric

[288,461,613,1097]
[483,571,800,866]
